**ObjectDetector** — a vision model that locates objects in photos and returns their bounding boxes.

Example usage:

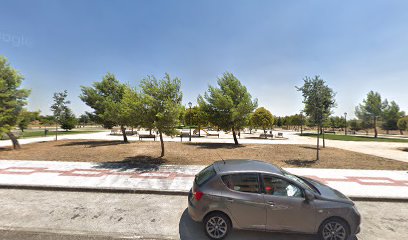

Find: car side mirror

[304,190,315,202]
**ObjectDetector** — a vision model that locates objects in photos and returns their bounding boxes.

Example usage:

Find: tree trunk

[400,130,404,135]
[322,126,326,148]
[55,123,58,141]
[6,132,21,150]
[198,125,201,137]
[316,126,320,161]
[120,125,128,143]
[159,131,165,157]
[232,128,239,145]
[374,117,378,138]
[300,124,303,136]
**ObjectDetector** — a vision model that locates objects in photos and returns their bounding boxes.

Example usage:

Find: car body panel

[187,160,361,237]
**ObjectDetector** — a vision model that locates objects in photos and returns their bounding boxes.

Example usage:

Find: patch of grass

[19,130,104,138]
[301,133,408,143]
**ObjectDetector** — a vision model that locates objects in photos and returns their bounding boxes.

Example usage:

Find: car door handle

[226,198,234,202]
[266,201,275,206]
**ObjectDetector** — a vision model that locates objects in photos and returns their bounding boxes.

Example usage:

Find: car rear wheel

[203,212,231,240]
[319,218,350,240]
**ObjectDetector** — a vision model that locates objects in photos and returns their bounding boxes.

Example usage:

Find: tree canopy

[198,72,257,145]
[50,90,72,140]
[140,73,183,157]
[381,101,405,133]
[0,56,31,149]
[251,107,274,132]
[80,73,130,142]
[355,91,388,138]
[296,76,336,160]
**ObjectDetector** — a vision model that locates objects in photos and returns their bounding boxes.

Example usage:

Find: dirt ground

[1,140,407,170]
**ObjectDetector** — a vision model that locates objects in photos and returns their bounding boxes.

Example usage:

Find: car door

[261,174,316,233]
[221,173,266,230]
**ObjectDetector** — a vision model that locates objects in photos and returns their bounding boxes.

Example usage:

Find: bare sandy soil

[1,140,407,170]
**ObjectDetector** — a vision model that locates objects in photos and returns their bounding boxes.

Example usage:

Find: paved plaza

[0,160,407,200]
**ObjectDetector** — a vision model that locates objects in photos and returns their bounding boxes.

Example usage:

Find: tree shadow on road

[92,155,167,172]
[178,208,319,240]
[57,140,126,148]
[184,142,244,149]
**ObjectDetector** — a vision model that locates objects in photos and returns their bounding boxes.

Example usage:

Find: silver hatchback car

[188,160,361,240]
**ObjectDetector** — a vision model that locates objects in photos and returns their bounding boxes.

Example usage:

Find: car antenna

[216,152,226,164]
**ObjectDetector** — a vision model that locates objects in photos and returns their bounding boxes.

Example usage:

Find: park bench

[324,131,336,134]
[139,134,156,141]
[260,133,273,138]
[206,132,220,138]
[276,132,284,138]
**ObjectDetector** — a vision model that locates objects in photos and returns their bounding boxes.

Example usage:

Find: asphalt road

[0,189,406,240]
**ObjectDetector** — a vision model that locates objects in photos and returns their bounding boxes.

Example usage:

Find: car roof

[214,159,284,175]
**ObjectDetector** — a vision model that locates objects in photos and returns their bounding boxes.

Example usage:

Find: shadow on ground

[93,155,167,172]
[284,159,317,167]
[57,140,126,148]
[399,147,408,152]
[178,208,319,240]
[184,142,244,149]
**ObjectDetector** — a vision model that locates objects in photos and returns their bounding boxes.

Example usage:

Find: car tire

[203,212,231,240]
[318,218,350,240]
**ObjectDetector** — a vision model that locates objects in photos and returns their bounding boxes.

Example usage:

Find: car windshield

[282,171,320,194]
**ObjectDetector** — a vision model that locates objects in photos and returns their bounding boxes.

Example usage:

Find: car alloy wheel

[321,219,349,240]
[204,213,230,240]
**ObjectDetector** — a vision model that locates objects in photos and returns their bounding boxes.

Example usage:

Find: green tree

[348,119,362,132]
[184,106,209,136]
[397,117,408,135]
[78,114,90,127]
[0,56,31,149]
[291,114,305,133]
[355,91,387,138]
[80,73,130,142]
[251,107,274,135]
[50,90,70,140]
[296,76,336,160]
[140,73,183,157]
[381,101,405,134]
[60,108,78,131]
[198,72,257,145]
[18,110,39,132]
[119,85,143,133]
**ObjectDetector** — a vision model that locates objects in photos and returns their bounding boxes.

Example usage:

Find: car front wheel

[319,218,350,240]
[203,212,231,240]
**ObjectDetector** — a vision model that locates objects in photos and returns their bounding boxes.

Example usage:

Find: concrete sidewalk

[0,160,407,200]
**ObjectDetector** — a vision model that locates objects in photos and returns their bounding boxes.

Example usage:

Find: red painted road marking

[0,167,195,180]
[0,167,407,187]
[305,175,408,187]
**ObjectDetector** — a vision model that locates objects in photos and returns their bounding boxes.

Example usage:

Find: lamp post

[344,112,347,135]
[188,102,192,142]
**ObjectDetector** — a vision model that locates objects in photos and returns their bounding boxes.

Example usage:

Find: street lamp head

[188,102,192,108]
[344,112,347,117]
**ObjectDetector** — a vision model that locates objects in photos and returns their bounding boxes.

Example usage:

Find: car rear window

[221,173,260,193]
[195,165,216,186]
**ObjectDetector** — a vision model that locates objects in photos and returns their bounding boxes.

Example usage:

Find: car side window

[222,173,260,194]
[262,175,303,198]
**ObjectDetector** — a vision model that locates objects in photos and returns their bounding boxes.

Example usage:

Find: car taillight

[194,191,204,201]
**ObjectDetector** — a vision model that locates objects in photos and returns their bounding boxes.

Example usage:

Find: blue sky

[1,0,407,118]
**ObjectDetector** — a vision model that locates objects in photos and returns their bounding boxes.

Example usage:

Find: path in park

[1,130,407,162]
[0,160,407,200]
